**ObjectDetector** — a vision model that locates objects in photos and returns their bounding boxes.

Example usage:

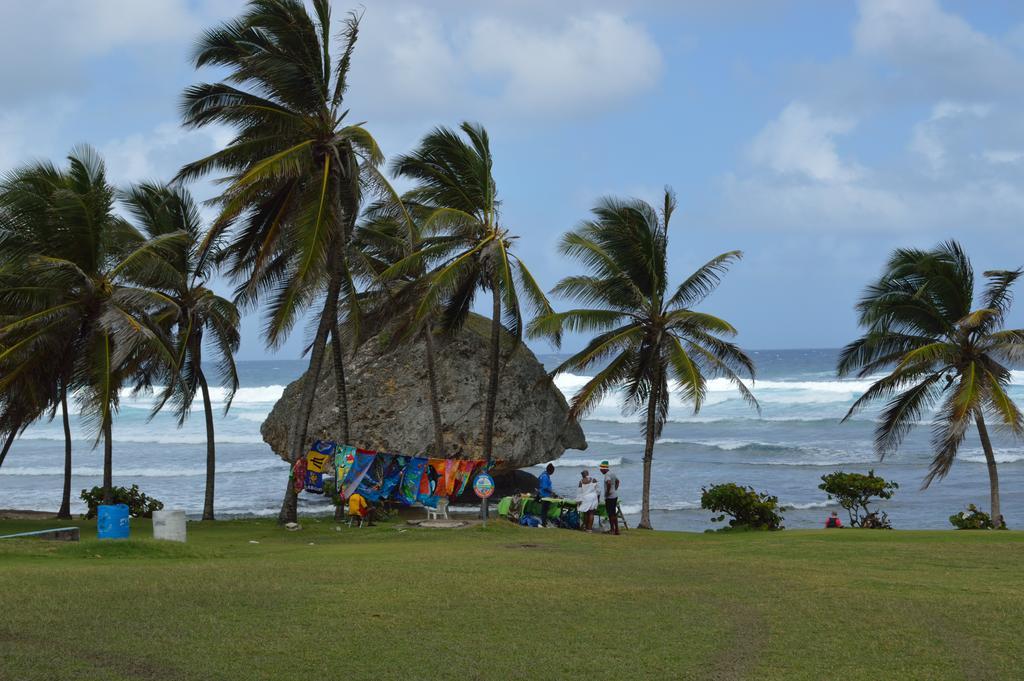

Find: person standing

[600,460,620,535]
[537,463,557,527]
[578,470,600,532]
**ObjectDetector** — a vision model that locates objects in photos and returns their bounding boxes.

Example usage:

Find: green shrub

[818,470,897,529]
[79,485,164,519]
[700,483,785,531]
[949,504,1005,530]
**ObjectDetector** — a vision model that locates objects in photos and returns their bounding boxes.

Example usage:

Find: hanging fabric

[357,453,398,502]
[398,457,428,506]
[454,460,479,496]
[442,459,459,496]
[291,457,308,494]
[341,449,376,498]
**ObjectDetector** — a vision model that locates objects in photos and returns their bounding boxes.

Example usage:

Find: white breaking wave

[959,452,1024,464]
[0,459,287,477]
[785,501,835,510]
[532,456,625,468]
[554,371,1024,423]
[618,500,701,514]
[16,433,267,445]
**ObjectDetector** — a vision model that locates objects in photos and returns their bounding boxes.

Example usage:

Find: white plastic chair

[427,498,449,520]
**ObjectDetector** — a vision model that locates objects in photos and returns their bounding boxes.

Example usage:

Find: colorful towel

[306,451,330,474]
[398,457,428,506]
[454,460,479,496]
[357,454,398,502]
[419,459,447,507]
[442,459,459,496]
[335,445,356,493]
[291,457,308,494]
[304,470,324,494]
[377,455,404,500]
[341,450,376,498]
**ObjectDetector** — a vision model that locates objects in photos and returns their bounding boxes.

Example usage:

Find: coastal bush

[949,504,1005,530]
[700,483,785,531]
[80,485,164,519]
[818,470,897,528]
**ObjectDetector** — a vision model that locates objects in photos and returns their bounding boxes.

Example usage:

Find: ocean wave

[618,500,701,514]
[16,433,268,445]
[534,456,626,468]
[959,452,1024,464]
[784,501,835,510]
[0,459,287,478]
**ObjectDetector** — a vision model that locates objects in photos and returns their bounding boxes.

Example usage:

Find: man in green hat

[599,460,620,535]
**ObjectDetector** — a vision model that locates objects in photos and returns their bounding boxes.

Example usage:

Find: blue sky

[3,0,1023,359]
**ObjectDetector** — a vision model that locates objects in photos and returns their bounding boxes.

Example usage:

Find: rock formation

[261,315,586,470]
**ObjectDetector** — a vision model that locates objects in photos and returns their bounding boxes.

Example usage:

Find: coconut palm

[529,189,758,529]
[355,197,459,456]
[123,183,241,521]
[838,241,1024,526]
[0,146,182,505]
[178,0,384,522]
[390,123,554,510]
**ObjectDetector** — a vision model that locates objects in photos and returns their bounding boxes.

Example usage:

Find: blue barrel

[97,504,130,540]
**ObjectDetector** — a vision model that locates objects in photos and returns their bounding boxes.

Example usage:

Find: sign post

[473,473,495,527]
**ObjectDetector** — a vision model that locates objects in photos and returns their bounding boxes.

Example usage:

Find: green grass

[2,518,1023,680]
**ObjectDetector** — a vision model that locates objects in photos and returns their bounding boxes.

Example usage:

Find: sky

[2,0,1024,360]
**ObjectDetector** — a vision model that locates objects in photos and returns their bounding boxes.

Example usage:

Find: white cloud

[466,13,662,114]
[351,6,662,122]
[101,122,230,187]
[853,0,1024,98]
[982,149,1024,165]
[0,0,204,102]
[748,103,861,183]
[909,101,992,173]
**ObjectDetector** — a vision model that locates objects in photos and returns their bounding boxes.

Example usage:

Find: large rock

[261,315,586,470]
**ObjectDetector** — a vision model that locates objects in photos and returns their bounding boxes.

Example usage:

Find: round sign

[473,473,495,499]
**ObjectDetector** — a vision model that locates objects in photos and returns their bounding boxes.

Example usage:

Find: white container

[152,510,187,543]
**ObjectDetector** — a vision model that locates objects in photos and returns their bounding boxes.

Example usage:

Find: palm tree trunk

[57,382,73,519]
[102,416,113,506]
[0,428,16,469]
[279,262,342,525]
[331,325,350,443]
[423,324,445,457]
[480,284,502,520]
[330,323,350,524]
[975,412,1003,527]
[638,381,659,530]
[198,366,217,521]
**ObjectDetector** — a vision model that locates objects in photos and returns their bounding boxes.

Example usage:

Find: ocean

[2,349,1022,531]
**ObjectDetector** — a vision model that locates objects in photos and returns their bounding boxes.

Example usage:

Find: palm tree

[529,189,758,529]
[123,183,241,521]
[355,198,457,456]
[390,123,554,515]
[838,241,1024,526]
[178,0,383,523]
[0,146,182,505]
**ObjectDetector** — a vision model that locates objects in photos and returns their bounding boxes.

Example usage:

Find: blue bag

[519,514,541,527]
[97,504,130,540]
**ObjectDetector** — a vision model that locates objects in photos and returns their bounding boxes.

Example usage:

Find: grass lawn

[1,517,1023,680]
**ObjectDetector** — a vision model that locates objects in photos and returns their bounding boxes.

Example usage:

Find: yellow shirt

[348,493,368,515]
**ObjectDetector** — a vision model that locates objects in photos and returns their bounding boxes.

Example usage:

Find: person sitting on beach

[536,463,557,527]
[577,470,600,532]
[348,492,374,526]
[825,511,842,528]
[600,460,620,535]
